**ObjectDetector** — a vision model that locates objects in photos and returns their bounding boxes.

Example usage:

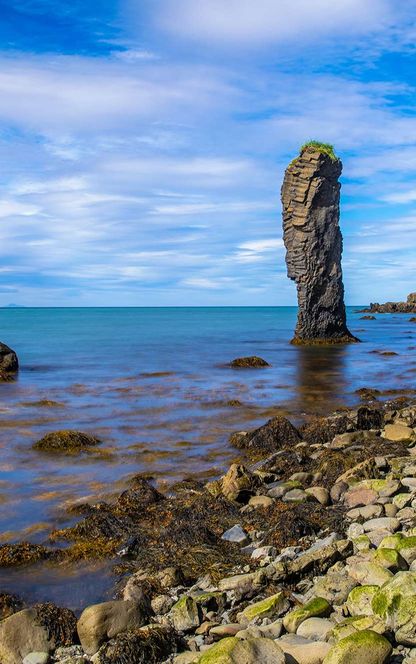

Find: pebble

[23,655,49,664]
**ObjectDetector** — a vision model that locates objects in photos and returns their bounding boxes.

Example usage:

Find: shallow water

[0,306,415,609]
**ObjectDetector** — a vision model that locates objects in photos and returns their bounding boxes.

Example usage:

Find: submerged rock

[33,430,101,452]
[229,356,270,368]
[281,144,357,344]
[0,542,54,567]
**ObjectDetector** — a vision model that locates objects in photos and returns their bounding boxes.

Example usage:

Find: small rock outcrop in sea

[281,142,357,345]
[229,356,270,368]
[0,341,18,378]
[32,430,101,452]
[362,292,416,314]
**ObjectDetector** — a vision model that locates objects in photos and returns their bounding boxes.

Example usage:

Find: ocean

[0,306,415,609]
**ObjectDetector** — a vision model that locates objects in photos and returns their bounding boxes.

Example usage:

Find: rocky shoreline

[2,395,416,662]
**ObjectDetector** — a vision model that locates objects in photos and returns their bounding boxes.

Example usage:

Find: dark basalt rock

[229,356,270,368]
[362,292,416,314]
[33,430,101,451]
[357,406,384,431]
[232,416,302,456]
[281,146,357,344]
[360,315,376,320]
[0,342,18,378]
[300,414,354,445]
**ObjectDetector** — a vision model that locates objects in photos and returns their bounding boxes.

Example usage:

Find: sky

[0,1,415,306]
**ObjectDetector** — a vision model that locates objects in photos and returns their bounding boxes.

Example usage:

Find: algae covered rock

[170,596,201,632]
[0,604,77,664]
[0,592,24,619]
[372,571,416,645]
[229,356,270,368]
[237,592,289,625]
[329,616,388,642]
[198,636,285,663]
[346,586,378,617]
[77,599,151,655]
[323,629,392,663]
[33,430,101,452]
[283,597,331,633]
[0,542,54,567]
[94,624,180,664]
[240,416,302,455]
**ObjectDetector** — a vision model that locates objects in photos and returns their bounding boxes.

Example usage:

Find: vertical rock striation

[281,144,357,344]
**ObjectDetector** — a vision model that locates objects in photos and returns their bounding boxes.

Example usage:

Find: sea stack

[281,142,357,345]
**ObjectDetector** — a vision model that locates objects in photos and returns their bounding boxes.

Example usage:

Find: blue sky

[0,0,415,306]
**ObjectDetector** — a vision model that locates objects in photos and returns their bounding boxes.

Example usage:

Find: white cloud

[239,239,284,252]
[381,189,416,204]
[157,0,391,45]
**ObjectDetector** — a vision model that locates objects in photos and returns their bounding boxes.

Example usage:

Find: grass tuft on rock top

[301,140,337,160]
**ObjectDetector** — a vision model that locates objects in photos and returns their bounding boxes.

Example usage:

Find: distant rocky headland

[362,293,416,314]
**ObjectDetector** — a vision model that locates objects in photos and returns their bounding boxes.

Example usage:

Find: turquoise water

[0,306,415,608]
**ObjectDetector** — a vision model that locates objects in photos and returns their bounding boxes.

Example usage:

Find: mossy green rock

[346,586,378,617]
[238,592,289,625]
[323,630,392,663]
[379,534,416,564]
[372,571,416,645]
[353,535,371,551]
[348,562,393,587]
[393,493,413,509]
[373,547,407,572]
[170,596,200,632]
[283,597,331,633]
[197,637,285,663]
[329,616,388,642]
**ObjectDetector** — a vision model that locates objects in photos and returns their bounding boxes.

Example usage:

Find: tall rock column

[281,144,357,344]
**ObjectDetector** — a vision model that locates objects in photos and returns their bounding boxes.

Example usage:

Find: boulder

[197,636,285,663]
[0,604,77,664]
[384,423,415,443]
[357,407,384,431]
[372,571,416,645]
[283,598,331,633]
[77,599,151,655]
[346,586,378,617]
[0,342,18,376]
[296,617,334,641]
[237,592,289,626]
[322,630,392,663]
[277,635,331,663]
[93,624,179,664]
[220,464,262,503]
[241,416,302,455]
